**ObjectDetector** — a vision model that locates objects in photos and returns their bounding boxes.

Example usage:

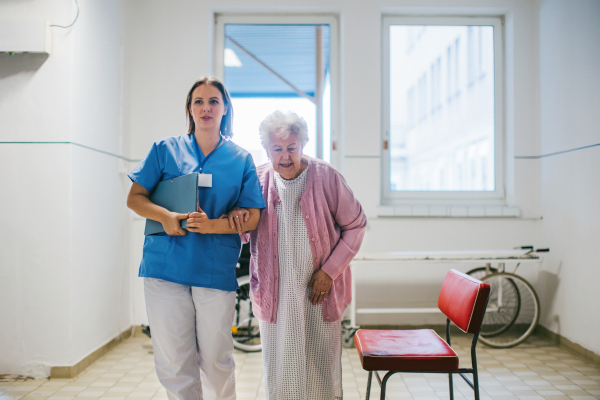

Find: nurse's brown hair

[185,77,234,138]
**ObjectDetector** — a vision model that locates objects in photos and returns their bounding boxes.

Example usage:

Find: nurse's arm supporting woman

[127,183,259,235]
[187,204,259,234]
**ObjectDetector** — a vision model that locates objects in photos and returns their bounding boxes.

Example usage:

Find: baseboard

[50,327,136,379]
[535,325,600,367]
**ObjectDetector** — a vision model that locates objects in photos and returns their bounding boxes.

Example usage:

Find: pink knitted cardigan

[242,157,367,323]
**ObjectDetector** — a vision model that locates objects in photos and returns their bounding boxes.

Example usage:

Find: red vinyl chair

[354,269,490,400]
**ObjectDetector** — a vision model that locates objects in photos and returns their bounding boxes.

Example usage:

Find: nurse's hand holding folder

[127,182,191,236]
[156,210,191,236]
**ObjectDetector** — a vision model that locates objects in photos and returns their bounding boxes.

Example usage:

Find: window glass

[389,25,495,192]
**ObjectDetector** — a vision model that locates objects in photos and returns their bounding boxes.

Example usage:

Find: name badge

[197,173,212,187]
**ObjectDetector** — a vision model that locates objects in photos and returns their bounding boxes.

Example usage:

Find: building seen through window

[389,25,495,192]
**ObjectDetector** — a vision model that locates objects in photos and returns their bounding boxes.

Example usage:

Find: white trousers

[144,278,237,400]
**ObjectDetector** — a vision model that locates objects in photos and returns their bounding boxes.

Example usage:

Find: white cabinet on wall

[0,20,51,54]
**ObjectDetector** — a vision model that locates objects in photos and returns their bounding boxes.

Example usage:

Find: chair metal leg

[473,368,480,400]
[366,371,372,400]
[448,373,454,400]
[472,333,481,400]
[380,371,394,400]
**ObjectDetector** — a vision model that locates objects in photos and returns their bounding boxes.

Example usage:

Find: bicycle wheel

[467,267,520,337]
[479,272,540,348]
[232,275,262,352]
[466,266,498,280]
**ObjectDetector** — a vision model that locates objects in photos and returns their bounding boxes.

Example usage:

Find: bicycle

[466,247,547,348]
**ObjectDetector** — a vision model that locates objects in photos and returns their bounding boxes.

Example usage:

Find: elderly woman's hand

[308,270,333,305]
[220,207,250,233]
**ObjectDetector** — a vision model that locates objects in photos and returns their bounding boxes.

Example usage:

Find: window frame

[382,15,505,205]
[213,13,341,169]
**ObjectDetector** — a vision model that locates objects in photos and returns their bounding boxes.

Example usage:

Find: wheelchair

[233,243,262,352]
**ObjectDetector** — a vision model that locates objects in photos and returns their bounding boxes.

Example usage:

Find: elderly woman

[230,111,366,399]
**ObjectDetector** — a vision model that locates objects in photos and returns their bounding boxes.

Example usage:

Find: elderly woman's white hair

[259,110,309,151]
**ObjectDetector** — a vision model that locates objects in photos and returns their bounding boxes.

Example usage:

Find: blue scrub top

[128,134,266,291]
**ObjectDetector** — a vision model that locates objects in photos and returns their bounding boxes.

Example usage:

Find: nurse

[126,77,266,400]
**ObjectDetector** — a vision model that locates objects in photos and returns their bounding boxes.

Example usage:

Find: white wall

[69,0,132,363]
[121,0,542,327]
[0,0,131,377]
[0,145,72,377]
[536,0,600,355]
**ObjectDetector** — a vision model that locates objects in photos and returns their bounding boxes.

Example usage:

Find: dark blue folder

[144,173,199,236]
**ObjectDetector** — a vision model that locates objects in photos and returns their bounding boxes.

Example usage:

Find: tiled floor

[1,333,599,400]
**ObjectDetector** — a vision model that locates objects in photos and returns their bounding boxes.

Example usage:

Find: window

[213,15,340,167]
[382,16,504,206]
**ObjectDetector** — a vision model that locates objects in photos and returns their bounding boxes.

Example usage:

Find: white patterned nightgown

[259,167,343,400]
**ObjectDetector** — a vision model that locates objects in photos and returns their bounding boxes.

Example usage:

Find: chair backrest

[438,269,490,334]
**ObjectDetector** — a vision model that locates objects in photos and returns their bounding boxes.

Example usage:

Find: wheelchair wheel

[466,267,520,337]
[232,275,262,352]
[341,320,357,348]
[478,272,540,348]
